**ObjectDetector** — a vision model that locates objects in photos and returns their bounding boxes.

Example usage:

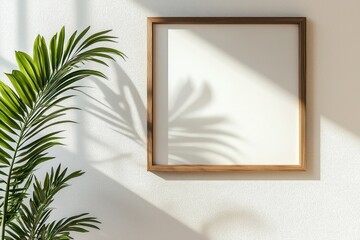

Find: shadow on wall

[83,65,147,148]
[85,65,240,165]
[85,169,205,240]
[87,62,319,180]
[55,147,264,240]
[168,78,241,165]
[51,148,208,240]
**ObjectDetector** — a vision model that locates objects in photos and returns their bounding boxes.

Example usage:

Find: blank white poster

[154,24,300,165]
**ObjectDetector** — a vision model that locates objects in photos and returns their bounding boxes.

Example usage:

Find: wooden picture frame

[147,17,306,172]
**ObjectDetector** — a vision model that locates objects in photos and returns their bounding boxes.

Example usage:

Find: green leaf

[0,109,21,130]
[56,26,66,70]
[0,121,17,135]
[49,33,58,72]
[22,120,75,144]
[6,72,33,108]
[70,26,90,54]
[0,98,23,122]
[62,30,77,64]
[37,36,51,83]
[15,51,41,92]
[19,131,63,151]
[0,138,14,151]
[0,82,26,115]
[78,29,113,50]
[0,130,15,143]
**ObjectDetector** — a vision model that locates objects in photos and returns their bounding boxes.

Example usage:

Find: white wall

[1,0,360,239]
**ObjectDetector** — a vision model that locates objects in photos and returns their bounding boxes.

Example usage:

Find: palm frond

[6,165,98,240]
[0,26,124,239]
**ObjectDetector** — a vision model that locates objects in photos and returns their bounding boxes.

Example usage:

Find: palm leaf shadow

[84,65,147,147]
[168,79,241,165]
[85,66,241,165]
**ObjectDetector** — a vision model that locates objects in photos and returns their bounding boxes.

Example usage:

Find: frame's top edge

[147,17,306,24]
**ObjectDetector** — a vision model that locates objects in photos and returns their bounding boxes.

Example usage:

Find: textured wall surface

[1,0,360,239]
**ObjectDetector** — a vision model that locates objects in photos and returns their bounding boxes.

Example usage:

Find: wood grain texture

[147,17,307,172]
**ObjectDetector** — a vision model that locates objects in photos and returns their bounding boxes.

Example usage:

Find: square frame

[147,17,306,172]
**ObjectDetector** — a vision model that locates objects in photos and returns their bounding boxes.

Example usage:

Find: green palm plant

[0,26,125,239]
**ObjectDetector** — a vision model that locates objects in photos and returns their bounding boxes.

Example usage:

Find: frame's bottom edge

[147,164,306,172]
